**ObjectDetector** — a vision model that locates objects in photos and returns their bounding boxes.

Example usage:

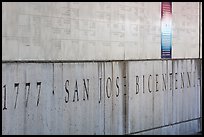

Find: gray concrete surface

[2,59,202,135]
[2,2,202,61]
[2,2,202,135]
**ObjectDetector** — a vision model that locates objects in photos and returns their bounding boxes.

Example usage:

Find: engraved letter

[99,78,102,103]
[106,77,111,98]
[3,85,7,110]
[169,73,173,90]
[143,75,145,93]
[155,74,159,92]
[83,79,89,100]
[148,75,152,93]
[181,72,185,89]
[136,76,139,94]
[65,80,70,103]
[162,74,167,91]
[25,83,31,107]
[37,82,41,106]
[187,72,191,88]
[73,80,79,102]
[116,77,120,97]
[175,73,178,90]
[14,83,19,109]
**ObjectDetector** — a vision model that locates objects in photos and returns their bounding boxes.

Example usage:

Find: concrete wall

[127,59,201,134]
[2,2,202,135]
[2,59,202,135]
[172,2,200,58]
[2,2,201,61]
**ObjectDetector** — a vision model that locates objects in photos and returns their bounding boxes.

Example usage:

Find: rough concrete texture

[2,2,201,60]
[2,59,202,135]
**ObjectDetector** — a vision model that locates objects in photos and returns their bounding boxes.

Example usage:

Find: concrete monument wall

[2,60,202,135]
[2,2,202,135]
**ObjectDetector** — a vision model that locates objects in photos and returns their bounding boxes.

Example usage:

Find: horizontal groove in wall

[2,58,202,63]
[128,117,202,135]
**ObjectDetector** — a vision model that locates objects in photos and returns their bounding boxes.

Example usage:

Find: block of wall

[126,59,201,134]
[2,2,201,61]
[2,59,201,135]
[172,2,200,58]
